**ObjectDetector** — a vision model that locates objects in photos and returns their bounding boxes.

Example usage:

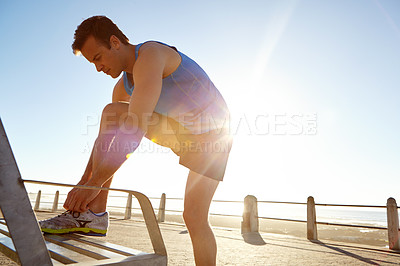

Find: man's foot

[39,210,109,236]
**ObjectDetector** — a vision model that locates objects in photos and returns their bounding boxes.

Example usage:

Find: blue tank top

[122,41,230,134]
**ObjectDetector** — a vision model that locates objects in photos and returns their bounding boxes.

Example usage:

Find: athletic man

[39,16,232,265]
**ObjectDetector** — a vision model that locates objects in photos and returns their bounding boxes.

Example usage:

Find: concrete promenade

[101,216,400,265]
[1,211,399,265]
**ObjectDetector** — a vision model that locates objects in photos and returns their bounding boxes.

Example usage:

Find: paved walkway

[1,212,400,265]
[105,219,400,265]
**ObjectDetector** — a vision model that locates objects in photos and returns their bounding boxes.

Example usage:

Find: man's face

[80,35,122,78]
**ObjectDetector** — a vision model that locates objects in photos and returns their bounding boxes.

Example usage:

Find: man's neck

[123,43,136,74]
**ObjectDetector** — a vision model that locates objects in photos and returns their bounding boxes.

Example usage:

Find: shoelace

[58,210,80,218]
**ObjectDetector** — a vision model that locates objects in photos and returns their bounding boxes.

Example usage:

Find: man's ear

[109,35,121,49]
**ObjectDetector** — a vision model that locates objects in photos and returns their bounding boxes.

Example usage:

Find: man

[39,16,232,265]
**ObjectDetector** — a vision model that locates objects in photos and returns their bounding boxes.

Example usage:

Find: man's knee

[102,102,129,117]
[183,206,209,229]
[100,102,128,132]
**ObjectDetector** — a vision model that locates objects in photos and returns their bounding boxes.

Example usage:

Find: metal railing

[256,201,389,230]
[25,181,400,251]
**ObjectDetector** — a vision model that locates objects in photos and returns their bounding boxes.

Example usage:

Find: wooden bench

[0,118,167,265]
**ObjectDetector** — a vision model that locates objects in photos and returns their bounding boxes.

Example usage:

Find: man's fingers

[80,201,89,213]
[64,196,70,209]
[69,190,88,212]
[62,188,97,212]
[69,196,82,212]
[65,189,80,211]
[64,190,75,210]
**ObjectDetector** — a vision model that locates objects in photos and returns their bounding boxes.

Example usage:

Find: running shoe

[39,210,108,236]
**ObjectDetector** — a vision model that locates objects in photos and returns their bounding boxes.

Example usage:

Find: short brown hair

[72,16,129,55]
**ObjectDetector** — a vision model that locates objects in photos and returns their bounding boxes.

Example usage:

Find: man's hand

[63,184,101,212]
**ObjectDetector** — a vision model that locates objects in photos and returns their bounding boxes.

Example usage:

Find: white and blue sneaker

[39,210,108,236]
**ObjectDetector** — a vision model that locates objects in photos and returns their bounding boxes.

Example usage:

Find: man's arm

[65,43,168,212]
[77,78,129,186]
[112,77,130,103]
[128,43,165,130]
[87,43,165,187]
[80,147,94,183]
[64,79,129,210]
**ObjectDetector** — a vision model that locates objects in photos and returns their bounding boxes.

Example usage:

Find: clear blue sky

[1,0,399,206]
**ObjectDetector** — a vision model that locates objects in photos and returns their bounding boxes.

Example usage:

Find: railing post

[157,193,166,223]
[241,195,258,233]
[52,190,59,212]
[34,190,41,211]
[125,192,132,219]
[387,197,400,250]
[307,196,318,240]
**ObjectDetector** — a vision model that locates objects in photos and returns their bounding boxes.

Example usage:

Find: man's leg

[183,170,219,266]
[82,102,129,212]
[86,175,113,213]
[40,102,133,235]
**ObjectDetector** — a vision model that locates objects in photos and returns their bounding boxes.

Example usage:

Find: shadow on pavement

[312,240,380,265]
[242,232,266,246]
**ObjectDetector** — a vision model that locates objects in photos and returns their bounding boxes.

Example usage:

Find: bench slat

[1,220,161,265]
[45,234,127,260]
[44,234,110,260]
[0,234,64,265]
[0,223,97,264]
[66,234,148,256]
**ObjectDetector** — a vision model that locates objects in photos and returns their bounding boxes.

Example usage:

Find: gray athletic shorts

[145,113,233,181]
